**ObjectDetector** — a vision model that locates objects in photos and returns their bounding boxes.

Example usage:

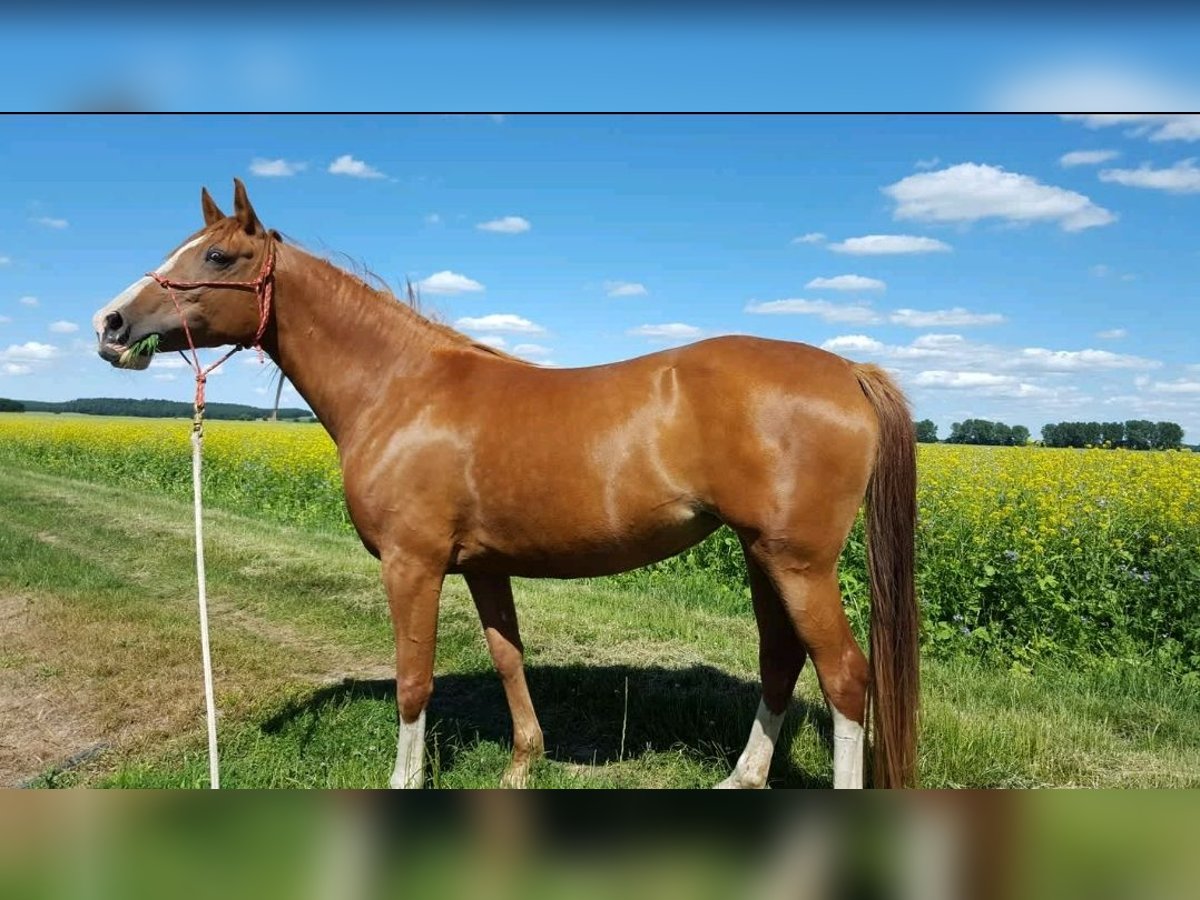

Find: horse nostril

[104,311,124,334]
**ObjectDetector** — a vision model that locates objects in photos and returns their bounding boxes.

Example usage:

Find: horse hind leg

[765,557,868,789]
[465,573,545,788]
[716,552,806,789]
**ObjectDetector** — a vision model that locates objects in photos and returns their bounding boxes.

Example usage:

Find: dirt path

[0,470,395,787]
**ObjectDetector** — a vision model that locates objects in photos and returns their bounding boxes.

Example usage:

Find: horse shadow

[262,663,834,788]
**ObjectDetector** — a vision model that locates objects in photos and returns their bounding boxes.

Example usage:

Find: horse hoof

[713,774,767,789]
[500,766,530,789]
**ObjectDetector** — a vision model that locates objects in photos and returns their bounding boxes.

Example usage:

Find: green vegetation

[3,468,1197,789]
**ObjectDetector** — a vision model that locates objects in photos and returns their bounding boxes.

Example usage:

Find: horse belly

[453,498,721,579]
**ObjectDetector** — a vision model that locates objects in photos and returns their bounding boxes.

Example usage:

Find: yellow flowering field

[0,414,348,530]
[1,413,1197,672]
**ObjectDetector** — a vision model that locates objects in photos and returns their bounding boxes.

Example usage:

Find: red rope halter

[146,245,276,418]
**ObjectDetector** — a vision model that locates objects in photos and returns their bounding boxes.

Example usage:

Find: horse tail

[851,362,919,788]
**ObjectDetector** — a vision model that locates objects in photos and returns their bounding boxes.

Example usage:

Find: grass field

[2,458,1198,788]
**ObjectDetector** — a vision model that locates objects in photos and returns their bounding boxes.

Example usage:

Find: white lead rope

[190,426,220,789]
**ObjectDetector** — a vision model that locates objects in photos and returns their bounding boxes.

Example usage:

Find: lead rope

[190,417,220,789]
[147,246,276,790]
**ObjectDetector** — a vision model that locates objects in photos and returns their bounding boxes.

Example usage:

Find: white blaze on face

[389,710,425,789]
[92,236,206,340]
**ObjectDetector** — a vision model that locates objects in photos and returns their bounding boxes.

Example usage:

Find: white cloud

[821,335,884,353]
[914,157,941,170]
[883,163,1116,232]
[19,296,38,307]
[418,271,484,295]
[1098,158,1200,194]
[32,216,69,229]
[0,256,10,266]
[0,315,10,324]
[424,213,442,225]
[627,323,702,340]
[1059,149,1119,168]
[805,274,886,292]
[1063,114,1200,143]
[604,281,648,297]
[1150,379,1200,395]
[455,314,545,334]
[1018,347,1159,372]
[152,373,177,381]
[1095,328,1127,340]
[512,343,552,358]
[791,232,826,245]
[1,341,58,361]
[828,234,952,255]
[474,335,507,349]
[48,321,78,333]
[744,299,882,325]
[328,154,385,179]
[476,216,531,234]
[2,363,31,375]
[250,157,307,177]
[890,307,1005,327]
[913,370,1016,389]
[829,331,1163,409]
[1089,264,1111,278]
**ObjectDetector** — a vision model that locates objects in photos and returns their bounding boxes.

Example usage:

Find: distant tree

[914,419,938,443]
[1124,419,1155,451]
[1042,418,1181,450]
[1100,421,1125,447]
[1153,421,1184,450]
[0,397,25,412]
[1011,425,1030,445]
[946,418,1025,446]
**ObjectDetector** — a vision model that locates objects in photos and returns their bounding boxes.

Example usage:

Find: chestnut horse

[92,180,918,789]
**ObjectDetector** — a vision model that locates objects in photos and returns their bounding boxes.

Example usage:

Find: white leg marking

[715,698,785,789]
[389,710,426,789]
[832,707,864,789]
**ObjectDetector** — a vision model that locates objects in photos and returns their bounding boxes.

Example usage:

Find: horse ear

[232,177,262,235]
[201,187,225,226]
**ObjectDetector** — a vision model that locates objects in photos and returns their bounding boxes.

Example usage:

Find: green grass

[2,466,1198,789]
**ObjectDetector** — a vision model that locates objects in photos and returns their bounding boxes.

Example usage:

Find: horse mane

[286,237,535,365]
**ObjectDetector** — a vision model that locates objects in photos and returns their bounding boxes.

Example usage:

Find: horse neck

[261,246,452,444]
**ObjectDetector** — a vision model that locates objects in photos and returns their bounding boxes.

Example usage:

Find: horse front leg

[465,573,544,788]
[383,553,445,789]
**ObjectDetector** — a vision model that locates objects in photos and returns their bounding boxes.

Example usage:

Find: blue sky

[3,113,1199,439]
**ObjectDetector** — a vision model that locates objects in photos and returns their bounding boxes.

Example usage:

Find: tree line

[914,417,1188,450]
[1040,420,1183,450]
[1,397,315,422]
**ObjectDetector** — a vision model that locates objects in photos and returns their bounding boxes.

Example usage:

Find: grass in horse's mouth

[118,333,160,367]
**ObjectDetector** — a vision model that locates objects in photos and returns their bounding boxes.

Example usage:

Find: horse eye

[206,248,228,264]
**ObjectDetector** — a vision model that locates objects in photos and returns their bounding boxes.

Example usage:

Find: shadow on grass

[262,663,832,788]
